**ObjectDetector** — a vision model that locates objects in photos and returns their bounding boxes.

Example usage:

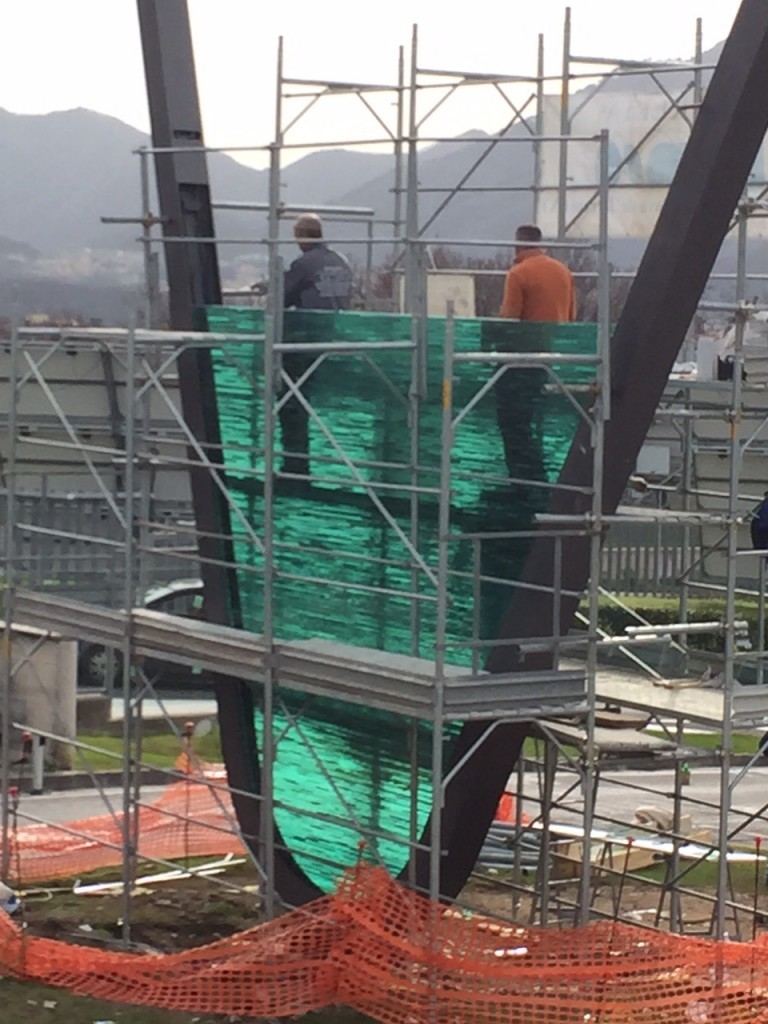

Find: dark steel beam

[430,0,768,898]
[135,0,317,905]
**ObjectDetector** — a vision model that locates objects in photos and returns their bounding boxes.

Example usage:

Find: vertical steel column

[409,318,423,656]
[393,46,406,257]
[596,130,612,424]
[758,560,766,687]
[407,720,419,891]
[270,37,285,294]
[0,321,20,879]
[406,25,424,889]
[512,756,525,918]
[138,148,159,330]
[678,409,694,665]
[261,265,281,919]
[669,718,685,932]
[385,46,423,898]
[533,33,545,227]
[716,206,748,939]
[539,740,556,925]
[407,21,426,660]
[364,219,374,309]
[686,15,704,671]
[120,325,138,945]
[137,332,154,606]
[259,41,285,919]
[405,24,427,334]
[431,304,455,899]
[578,130,609,926]
[557,7,572,240]
[694,18,704,117]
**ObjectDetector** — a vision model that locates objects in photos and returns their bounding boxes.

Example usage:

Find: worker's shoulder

[300,244,349,273]
[322,245,351,268]
[510,252,569,277]
[532,253,571,275]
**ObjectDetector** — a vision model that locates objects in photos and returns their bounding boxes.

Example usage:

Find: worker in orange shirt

[499,224,576,322]
[494,224,576,491]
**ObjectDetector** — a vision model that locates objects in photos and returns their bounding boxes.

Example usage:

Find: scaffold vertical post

[405,23,427,337]
[138,147,158,330]
[694,18,704,115]
[540,740,556,925]
[394,46,406,256]
[121,321,138,946]
[716,204,748,940]
[557,6,572,240]
[262,258,281,919]
[758,559,766,687]
[669,718,685,932]
[432,302,455,902]
[409,322,424,652]
[578,128,610,926]
[533,33,545,226]
[0,319,20,880]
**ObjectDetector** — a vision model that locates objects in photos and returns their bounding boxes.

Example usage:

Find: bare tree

[364,244,634,321]
[561,247,633,323]
[430,245,633,321]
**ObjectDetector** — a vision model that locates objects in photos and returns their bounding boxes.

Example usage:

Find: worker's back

[284,243,353,311]
[499,251,575,322]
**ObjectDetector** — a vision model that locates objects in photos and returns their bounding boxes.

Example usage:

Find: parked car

[77,578,207,691]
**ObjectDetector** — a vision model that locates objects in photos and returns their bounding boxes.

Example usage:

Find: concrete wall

[3,623,77,769]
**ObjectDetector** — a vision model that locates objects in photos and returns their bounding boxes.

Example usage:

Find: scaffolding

[3,8,768,956]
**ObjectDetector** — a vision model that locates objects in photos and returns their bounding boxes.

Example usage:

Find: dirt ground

[464,863,768,940]
[14,859,768,952]
[3,866,373,1023]
[18,866,262,951]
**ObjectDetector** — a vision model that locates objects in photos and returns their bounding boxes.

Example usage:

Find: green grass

[0,980,222,1024]
[584,593,768,654]
[74,731,223,772]
[632,854,765,894]
[593,594,763,616]
[72,726,762,775]
[0,981,371,1023]
[646,731,761,755]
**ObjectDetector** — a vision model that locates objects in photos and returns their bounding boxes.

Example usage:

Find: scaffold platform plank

[14,588,768,726]
[11,589,586,722]
[591,662,768,728]
[533,719,697,762]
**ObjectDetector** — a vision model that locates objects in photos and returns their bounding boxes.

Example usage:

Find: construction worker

[494,224,577,486]
[498,223,576,323]
[280,213,353,479]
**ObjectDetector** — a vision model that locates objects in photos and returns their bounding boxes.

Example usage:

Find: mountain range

[0,41,736,320]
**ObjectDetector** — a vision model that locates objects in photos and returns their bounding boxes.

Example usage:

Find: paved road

[13,767,768,842]
[14,785,167,827]
[537,766,768,839]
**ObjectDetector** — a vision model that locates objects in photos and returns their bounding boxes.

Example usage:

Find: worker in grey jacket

[280,213,353,478]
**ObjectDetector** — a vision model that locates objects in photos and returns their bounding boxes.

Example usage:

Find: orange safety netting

[4,762,768,1022]
[2,756,245,883]
[2,863,768,1023]
[4,757,518,884]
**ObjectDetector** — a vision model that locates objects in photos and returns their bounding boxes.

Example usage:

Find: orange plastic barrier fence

[2,758,245,883]
[3,864,768,1023]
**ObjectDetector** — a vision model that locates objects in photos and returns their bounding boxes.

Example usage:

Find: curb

[15,767,174,795]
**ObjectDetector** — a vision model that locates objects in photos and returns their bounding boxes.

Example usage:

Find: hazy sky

[0,1,745,168]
